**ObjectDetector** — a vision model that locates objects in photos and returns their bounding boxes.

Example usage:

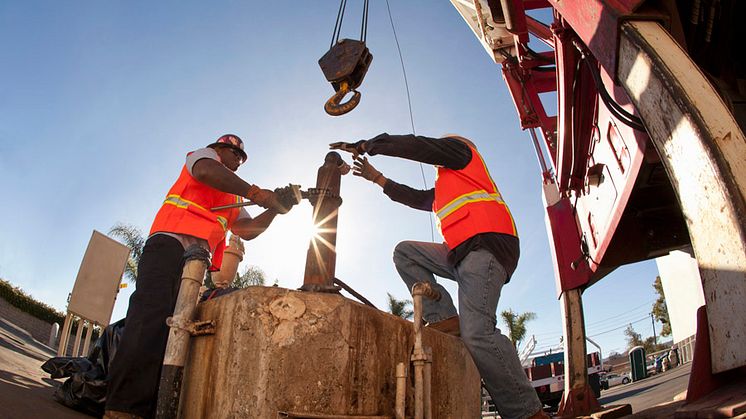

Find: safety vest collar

[435,189,504,221]
[163,194,229,231]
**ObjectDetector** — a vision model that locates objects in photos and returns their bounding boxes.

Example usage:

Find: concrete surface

[180,286,482,418]
[599,362,691,417]
[0,317,91,418]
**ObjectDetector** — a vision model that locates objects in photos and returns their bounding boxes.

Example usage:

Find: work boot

[426,315,460,336]
[103,410,144,419]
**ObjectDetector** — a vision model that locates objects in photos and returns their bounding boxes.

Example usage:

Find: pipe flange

[166,316,216,336]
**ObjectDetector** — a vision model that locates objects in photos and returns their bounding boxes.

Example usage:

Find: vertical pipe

[413,360,424,419]
[412,293,424,419]
[424,347,433,419]
[210,234,244,289]
[156,245,211,419]
[57,313,73,356]
[410,282,439,419]
[413,293,423,353]
[395,362,407,419]
[302,152,344,291]
[72,317,84,357]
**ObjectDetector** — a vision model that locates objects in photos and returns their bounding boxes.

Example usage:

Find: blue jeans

[393,240,542,419]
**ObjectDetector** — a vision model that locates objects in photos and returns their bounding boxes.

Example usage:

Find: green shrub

[0,278,65,325]
[0,278,103,341]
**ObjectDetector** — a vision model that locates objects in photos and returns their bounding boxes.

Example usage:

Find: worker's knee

[458,317,492,348]
[392,240,416,265]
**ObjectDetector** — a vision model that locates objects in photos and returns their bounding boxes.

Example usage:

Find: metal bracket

[303,187,342,207]
[166,316,216,336]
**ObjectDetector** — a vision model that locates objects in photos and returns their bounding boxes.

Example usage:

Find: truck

[525,352,603,410]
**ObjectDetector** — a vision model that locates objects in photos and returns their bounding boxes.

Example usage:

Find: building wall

[0,294,56,345]
[655,248,705,343]
[0,295,94,355]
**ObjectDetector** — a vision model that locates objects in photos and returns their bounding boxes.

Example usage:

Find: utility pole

[650,313,657,346]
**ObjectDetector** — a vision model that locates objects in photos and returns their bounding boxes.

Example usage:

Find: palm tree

[500,309,537,349]
[388,293,414,320]
[108,223,145,283]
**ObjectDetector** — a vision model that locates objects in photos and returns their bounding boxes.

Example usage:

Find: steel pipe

[410,282,440,419]
[395,362,407,419]
[156,245,211,419]
[302,152,344,292]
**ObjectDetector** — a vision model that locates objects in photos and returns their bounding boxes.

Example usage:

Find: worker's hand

[247,186,288,213]
[329,140,367,158]
[353,156,383,183]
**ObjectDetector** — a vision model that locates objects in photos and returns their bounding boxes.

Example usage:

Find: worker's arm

[189,152,284,211]
[192,158,255,197]
[333,134,472,169]
[353,156,434,211]
[383,182,434,211]
[230,209,280,240]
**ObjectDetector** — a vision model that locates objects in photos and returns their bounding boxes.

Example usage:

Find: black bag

[41,318,125,416]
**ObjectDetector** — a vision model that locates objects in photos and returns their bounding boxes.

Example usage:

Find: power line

[584,299,656,328]
[586,310,657,335]
[588,316,649,338]
[532,299,656,340]
[384,0,435,242]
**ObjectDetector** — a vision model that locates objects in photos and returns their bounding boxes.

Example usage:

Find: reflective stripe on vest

[163,194,228,231]
[435,190,505,221]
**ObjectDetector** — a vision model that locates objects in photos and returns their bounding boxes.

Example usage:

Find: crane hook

[324,81,362,116]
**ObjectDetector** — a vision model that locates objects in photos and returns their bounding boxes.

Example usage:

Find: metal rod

[156,245,211,419]
[333,277,377,309]
[528,127,551,179]
[210,201,256,211]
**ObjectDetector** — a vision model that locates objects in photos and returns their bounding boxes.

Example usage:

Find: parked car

[601,372,630,389]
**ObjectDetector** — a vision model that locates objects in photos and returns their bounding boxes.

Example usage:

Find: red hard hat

[207,134,247,161]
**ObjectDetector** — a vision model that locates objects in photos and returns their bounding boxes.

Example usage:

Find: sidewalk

[0,317,90,419]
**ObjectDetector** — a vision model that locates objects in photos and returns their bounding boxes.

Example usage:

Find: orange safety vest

[432,145,517,249]
[150,161,243,271]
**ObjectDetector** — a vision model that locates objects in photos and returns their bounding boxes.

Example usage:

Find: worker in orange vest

[105,134,293,419]
[331,133,548,419]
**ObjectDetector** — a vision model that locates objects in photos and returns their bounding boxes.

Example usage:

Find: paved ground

[0,318,91,419]
[1,314,697,419]
[599,362,691,418]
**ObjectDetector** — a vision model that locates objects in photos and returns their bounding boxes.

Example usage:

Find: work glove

[274,184,302,213]
[246,186,289,214]
[329,140,367,158]
[352,156,383,183]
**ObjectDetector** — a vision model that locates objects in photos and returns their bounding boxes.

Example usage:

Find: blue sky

[0,1,662,357]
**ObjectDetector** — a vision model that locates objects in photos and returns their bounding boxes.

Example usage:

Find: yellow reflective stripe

[163,194,228,231]
[473,149,499,193]
[504,203,518,236]
[164,194,210,211]
[436,190,504,220]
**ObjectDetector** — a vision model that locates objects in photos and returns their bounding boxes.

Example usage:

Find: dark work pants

[106,235,185,418]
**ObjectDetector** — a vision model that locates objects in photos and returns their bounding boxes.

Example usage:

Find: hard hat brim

[207,143,248,161]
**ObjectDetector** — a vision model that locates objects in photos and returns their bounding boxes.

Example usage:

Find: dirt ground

[0,318,91,419]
